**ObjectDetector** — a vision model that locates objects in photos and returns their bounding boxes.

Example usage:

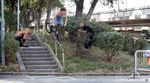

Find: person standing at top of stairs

[15,29,33,47]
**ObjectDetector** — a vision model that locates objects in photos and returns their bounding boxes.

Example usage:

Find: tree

[95,32,124,62]
[74,0,84,18]
[45,0,63,31]
[20,0,38,27]
[4,0,18,12]
[45,0,53,26]
[86,0,99,19]
[1,0,18,32]
[73,0,117,19]
[87,0,116,19]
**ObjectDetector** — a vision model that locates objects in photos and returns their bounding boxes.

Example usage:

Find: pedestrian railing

[133,50,150,77]
[52,34,65,69]
[34,23,65,69]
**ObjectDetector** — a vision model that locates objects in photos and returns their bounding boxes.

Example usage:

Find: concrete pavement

[0,75,150,83]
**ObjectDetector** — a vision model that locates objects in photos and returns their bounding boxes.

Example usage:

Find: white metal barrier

[134,50,150,76]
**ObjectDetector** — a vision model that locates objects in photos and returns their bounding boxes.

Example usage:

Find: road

[0,75,150,83]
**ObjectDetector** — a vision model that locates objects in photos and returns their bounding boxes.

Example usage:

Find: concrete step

[20,47,47,50]
[25,65,58,69]
[26,69,59,72]
[24,42,40,44]
[20,48,48,51]
[31,36,38,40]
[25,41,39,43]
[24,61,56,65]
[24,43,40,46]
[20,51,49,54]
[20,54,51,57]
[18,35,61,72]
[22,57,53,61]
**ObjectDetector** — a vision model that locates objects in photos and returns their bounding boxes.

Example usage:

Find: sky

[64,0,150,15]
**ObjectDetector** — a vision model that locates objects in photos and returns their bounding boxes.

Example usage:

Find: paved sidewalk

[0,75,150,83]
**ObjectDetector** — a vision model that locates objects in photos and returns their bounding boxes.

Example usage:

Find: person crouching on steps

[15,29,32,47]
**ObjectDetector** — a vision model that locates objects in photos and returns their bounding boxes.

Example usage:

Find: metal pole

[17,0,20,31]
[55,41,58,56]
[1,0,5,65]
[134,51,138,79]
[62,49,65,69]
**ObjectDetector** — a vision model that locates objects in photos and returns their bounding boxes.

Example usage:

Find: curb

[0,72,145,76]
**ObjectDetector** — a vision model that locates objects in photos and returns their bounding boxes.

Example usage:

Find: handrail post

[52,34,65,70]
[133,51,137,79]
[55,40,58,56]
[62,49,65,69]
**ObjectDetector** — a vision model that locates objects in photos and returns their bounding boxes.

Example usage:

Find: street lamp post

[17,0,20,31]
[1,0,5,65]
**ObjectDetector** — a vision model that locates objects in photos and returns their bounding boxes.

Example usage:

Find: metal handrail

[34,31,65,69]
[44,23,65,69]
[52,34,65,69]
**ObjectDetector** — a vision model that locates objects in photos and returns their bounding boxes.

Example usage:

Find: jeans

[15,36,25,47]
[84,34,93,49]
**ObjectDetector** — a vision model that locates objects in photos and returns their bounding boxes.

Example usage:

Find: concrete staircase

[17,35,62,73]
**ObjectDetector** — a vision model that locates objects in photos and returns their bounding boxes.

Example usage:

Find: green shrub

[95,32,124,61]
[0,31,19,64]
[122,34,148,55]
[135,38,148,50]
[5,32,19,55]
[123,34,135,55]
[87,21,112,33]
[0,10,17,31]
[65,17,125,61]
[65,17,81,37]
[65,17,112,38]
[0,64,19,72]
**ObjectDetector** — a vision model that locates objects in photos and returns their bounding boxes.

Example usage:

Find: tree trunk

[45,0,53,33]
[75,0,84,18]
[34,2,38,32]
[86,0,98,19]
[37,8,42,32]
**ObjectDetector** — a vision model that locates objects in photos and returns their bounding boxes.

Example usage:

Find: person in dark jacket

[79,22,94,49]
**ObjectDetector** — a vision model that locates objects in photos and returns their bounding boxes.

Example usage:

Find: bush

[135,38,148,50]
[94,32,124,61]
[122,35,148,55]
[65,17,80,38]
[0,64,19,72]
[5,32,19,55]
[123,34,135,55]
[65,17,112,38]
[65,17,125,61]
[87,21,113,33]
[0,10,17,31]
[0,31,19,64]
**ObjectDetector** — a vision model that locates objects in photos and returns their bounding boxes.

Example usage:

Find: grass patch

[44,35,134,73]
[63,52,133,73]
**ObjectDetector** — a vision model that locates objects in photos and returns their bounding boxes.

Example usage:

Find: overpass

[92,6,150,27]
[100,18,150,27]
